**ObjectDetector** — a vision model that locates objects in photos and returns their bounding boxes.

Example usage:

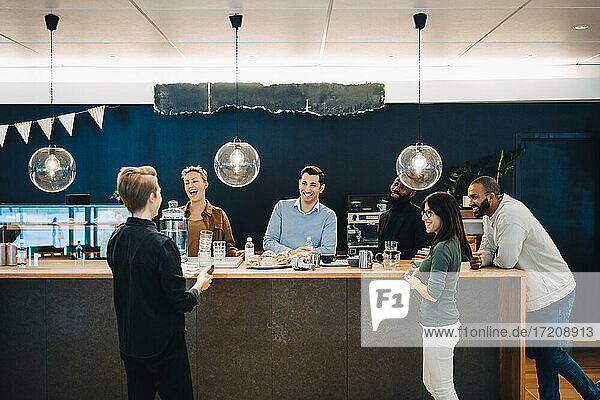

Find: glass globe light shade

[28,145,76,193]
[395,143,442,190]
[214,139,260,187]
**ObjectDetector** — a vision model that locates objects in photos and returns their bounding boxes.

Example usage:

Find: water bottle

[75,241,83,260]
[17,239,27,267]
[244,237,254,262]
[305,236,317,269]
[305,236,313,252]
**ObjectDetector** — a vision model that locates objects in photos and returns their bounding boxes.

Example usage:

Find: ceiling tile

[333,0,524,9]
[0,9,165,43]
[483,7,600,42]
[23,42,183,67]
[321,42,466,67]
[144,8,326,43]
[458,42,600,65]
[177,42,319,66]
[327,8,518,43]
[0,0,134,9]
[528,1,600,7]
[135,0,329,9]
[0,42,46,66]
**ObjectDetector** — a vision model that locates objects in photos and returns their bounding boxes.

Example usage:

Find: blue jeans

[526,291,600,400]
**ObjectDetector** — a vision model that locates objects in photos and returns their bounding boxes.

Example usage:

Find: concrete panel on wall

[196,278,273,400]
[46,279,121,400]
[185,279,198,400]
[0,279,46,400]
[271,278,348,400]
[347,279,422,399]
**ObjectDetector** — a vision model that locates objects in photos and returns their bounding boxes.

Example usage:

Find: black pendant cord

[234,25,240,142]
[50,29,53,106]
[417,27,422,145]
[49,29,55,147]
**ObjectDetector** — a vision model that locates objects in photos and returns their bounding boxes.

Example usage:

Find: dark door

[516,133,600,323]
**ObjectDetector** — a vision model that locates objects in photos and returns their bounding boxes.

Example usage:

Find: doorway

[516,132,600,323]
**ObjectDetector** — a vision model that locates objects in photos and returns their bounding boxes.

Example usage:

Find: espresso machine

[346,194,388,256]
[160,200,188,262]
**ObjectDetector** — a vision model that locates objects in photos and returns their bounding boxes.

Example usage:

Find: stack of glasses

[213,240,226,262]
[198,230,213,267]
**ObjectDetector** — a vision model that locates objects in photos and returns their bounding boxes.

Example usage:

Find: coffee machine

[347,194,388,256]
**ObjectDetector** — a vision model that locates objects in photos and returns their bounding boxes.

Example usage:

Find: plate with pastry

[246,252,291,269]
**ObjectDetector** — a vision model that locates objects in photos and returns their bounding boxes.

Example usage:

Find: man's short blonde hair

[116,166,159,214]
[181,165,208,182]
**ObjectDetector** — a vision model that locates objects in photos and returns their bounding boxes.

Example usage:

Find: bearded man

[468,175,600,400]
[377,176,432,259]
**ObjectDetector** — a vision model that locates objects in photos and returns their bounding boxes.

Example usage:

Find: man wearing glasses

[263,165,337,255]
[377,176,431,259]
[468,176,600,400]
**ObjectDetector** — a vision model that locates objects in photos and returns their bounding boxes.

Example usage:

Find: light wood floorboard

[525,348,600,399]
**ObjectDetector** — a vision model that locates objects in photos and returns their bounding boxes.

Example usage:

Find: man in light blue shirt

[263,166,337,254]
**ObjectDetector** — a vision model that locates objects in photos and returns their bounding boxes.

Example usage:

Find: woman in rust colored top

[181,166,239,257]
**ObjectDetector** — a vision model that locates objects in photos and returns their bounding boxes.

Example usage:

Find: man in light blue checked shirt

[263,166,337,255]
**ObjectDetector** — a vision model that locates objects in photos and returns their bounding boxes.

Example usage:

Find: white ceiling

[0,0,598,102]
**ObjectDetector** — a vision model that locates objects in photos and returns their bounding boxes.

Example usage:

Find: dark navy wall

[1,102,599,254]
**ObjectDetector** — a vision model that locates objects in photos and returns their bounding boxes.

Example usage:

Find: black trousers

[121,333,194,400]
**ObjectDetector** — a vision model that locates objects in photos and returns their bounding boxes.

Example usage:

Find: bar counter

[0,259,524,278]
[0,260,526,400]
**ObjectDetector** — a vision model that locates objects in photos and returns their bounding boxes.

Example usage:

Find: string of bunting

[0,105,106,147]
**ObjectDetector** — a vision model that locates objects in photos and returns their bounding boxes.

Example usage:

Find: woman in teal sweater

[404,192,472,400]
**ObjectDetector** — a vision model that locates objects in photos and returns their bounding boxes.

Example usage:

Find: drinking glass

[385,241,398,252]
[213,240,226,262]
[198,230,213,267]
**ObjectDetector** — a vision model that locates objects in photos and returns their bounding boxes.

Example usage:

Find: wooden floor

[525,347,600,399]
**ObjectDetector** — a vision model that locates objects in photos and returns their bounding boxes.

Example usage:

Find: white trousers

[422,321,461,400]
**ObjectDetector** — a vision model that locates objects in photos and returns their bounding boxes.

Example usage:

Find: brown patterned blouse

[183,200,237,257]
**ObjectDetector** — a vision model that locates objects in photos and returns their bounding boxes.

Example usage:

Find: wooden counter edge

[0,261,525,279]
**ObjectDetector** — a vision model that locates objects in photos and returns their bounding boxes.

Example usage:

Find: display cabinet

[0,204,128,258]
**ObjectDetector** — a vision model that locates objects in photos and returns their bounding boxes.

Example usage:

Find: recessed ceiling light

[107,54,119,59]
[572,24,589,30]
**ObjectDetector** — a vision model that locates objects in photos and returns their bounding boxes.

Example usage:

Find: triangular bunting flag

[88,106,105,129]
[38,117,54,140]
[15,121,32,144]
[0,125,8,147]
[58,113,75,136]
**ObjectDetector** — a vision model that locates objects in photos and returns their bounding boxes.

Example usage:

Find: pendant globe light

[214,13,260,188]
[396,13,442,191]
[28,13,76,193]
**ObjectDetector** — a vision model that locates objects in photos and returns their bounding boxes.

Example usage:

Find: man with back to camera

[468,176,600,400]
[107,166,213,400]
[263,165,337,254]
[377,176,432,259]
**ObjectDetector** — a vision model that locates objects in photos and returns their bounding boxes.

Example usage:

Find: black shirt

[107,217,198,358]
[377,201,432,259]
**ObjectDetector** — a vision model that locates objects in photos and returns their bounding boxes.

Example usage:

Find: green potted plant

[446,146,525,202]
